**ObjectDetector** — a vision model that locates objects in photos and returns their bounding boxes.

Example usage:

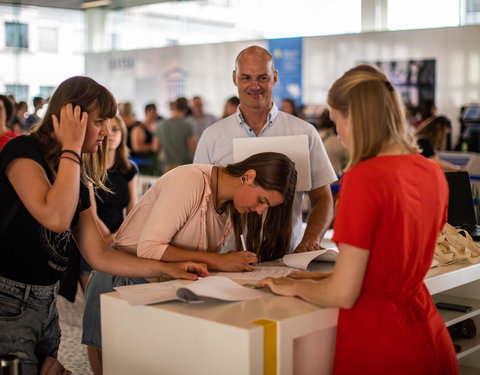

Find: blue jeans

[0,275,59,375]
[82,270,147,350]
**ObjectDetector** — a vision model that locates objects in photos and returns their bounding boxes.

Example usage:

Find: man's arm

[294,185,333,252]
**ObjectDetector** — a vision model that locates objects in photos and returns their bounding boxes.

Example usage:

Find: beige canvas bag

[434,223,480,266]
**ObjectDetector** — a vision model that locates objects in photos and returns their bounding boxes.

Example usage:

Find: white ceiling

[0,0,176,10]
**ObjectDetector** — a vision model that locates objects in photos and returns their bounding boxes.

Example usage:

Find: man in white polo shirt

[194,45,337,253]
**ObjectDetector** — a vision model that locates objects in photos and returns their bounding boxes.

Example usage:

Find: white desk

[101,289,337,375]
[101,261,480,375]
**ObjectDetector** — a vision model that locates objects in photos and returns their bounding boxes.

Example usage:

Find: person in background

[259,64,459,375]
[413,99,437,128]
[82,114,138,375]
[118,101,140,150]
[130,103,160,175]
[82,152,297,374]
[222,96,240,118]
[194,45,337,255]
[186,96,217,140]
[317,109,349,177]
[24,96,46,131]
[280,98,299,117]
[0,94,18,151]
[416,115,465,172]
[157,96,196,173]
[11,101,28,133]
[0,76,207,375]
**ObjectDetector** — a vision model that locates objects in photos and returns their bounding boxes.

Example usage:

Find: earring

[241,176,245,184]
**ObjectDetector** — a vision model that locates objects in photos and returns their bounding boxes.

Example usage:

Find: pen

[240,234,247,251]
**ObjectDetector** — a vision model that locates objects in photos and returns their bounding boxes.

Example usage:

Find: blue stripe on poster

[268,38,303,109]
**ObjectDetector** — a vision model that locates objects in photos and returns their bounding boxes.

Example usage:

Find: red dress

[332,154,459,375]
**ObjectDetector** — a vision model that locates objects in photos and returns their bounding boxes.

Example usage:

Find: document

[114,276,271,306]
[212,266,294,280]
[282,247,338,270]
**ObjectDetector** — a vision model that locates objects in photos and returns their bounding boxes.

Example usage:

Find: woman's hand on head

[257,277,297,297]
[52,103,88,152]
[163,261,210,280]
[217,251,258,272]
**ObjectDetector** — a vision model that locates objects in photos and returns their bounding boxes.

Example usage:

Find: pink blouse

[115,164,232,260]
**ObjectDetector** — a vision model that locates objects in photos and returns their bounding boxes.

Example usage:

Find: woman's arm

[74,208,209,280]
[88,184,115,246]
[5,105,87,232]
[126,174,138,214]
[161,246,258,272]
[429,155,466,172]
[258,243,369,308]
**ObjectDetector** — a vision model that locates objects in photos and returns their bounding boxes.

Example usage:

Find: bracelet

[60,149,82,164]
[60,155,81,166]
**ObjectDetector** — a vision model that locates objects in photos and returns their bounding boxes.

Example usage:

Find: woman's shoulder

[1,134,42,159]
[164,164,212,183]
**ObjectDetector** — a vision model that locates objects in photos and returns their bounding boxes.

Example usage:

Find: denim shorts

[0,275,59,375]
[82,270,147,350]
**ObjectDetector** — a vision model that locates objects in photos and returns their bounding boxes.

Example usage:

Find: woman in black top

[0,76,207,374]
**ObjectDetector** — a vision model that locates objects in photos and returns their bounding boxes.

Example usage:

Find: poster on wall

[268,37,303,110]
[365,59,436,119]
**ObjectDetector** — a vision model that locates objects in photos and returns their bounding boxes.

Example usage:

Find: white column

[361,0,388,32]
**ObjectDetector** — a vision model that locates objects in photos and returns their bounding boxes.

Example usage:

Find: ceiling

[0,0,177,10]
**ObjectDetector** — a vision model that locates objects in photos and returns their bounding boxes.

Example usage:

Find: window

[39,27,58,52]
[5,21,29,49]
[39,86,55,99]
[5,84,29,102]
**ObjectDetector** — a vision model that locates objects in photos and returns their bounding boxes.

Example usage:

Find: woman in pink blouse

[82,151,297,374]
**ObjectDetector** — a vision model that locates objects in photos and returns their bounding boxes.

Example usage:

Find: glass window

[5,21,29,49]
[39,27,58,53]
[387,0,460,30]
[5,84,29,102]
[39,86,55,99]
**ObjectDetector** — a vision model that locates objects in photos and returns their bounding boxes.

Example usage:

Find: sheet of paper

[179,276,270,301]
[283,248,338,270]
[114,280,187,306]
[212,266,294,280]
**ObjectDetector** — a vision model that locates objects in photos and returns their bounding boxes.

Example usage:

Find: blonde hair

[327,65,418,169]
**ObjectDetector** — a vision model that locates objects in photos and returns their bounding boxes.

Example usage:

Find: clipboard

[233,135,311,191]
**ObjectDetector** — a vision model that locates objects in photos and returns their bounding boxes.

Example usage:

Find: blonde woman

[259,65,459,375]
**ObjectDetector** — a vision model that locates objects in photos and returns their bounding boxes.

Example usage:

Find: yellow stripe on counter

[251,318,277,375]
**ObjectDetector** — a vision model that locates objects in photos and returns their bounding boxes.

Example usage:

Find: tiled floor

[57,287,93,375]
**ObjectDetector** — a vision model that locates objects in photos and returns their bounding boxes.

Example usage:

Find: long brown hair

[31,76,117,189]
[327,65,418,169]
[415,115,451,151]
[224,152,297,261]
[110,114,132,173]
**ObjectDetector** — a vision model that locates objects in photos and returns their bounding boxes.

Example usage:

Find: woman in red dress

[259,65,459,375]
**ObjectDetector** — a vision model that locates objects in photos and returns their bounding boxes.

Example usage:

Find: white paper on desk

[283,248,339,270]
[177,276,270,302]
[114,280,187,305]
[212,266,294,280]
[114,276,269,305]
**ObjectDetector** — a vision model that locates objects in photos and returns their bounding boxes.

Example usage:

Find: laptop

[233,135,311,191]
[445,171,480,241]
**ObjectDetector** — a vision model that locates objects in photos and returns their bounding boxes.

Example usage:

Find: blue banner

[268,37,303,109]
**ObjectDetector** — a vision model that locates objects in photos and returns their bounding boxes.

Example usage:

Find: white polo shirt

[194,103,337,250]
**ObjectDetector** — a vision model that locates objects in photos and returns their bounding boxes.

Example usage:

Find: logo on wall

[108,57,135,71]
[164,67,189,102]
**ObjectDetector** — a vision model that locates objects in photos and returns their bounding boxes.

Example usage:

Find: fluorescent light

[81,0,111,9]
